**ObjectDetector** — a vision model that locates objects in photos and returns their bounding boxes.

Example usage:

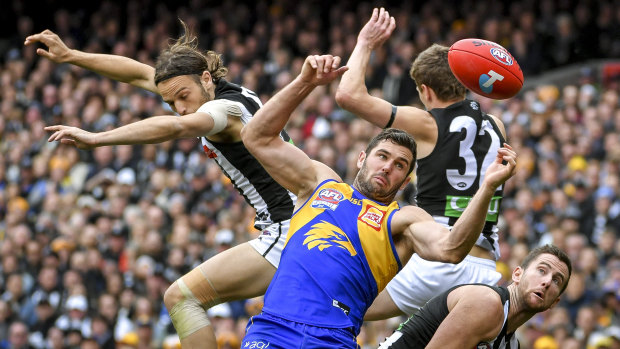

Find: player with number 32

[335,7,518,320]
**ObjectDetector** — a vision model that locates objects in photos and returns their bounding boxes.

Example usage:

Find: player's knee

[163,281,183,311]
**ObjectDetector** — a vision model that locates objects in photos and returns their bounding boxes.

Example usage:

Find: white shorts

[248,219,290,268]
[386,253,501,316]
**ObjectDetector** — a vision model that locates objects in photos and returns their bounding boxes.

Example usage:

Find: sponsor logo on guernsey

[332,299,350,315]
[490,47,514,66]
[358,205,386,231]
[311,188,345,210]
[479,70,505,94]
[243,341,270,349]
[445,195,501,222]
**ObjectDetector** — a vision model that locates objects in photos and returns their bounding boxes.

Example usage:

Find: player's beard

[353,160,402,204]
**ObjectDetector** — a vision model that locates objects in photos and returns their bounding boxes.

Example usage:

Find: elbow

[240,123,262,151]
[434,248,467,264]
[335,88,358,111]
[442,251,467,264]
[240,124,253,146]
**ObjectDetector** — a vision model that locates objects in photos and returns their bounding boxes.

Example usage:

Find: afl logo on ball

[490,48,513,66]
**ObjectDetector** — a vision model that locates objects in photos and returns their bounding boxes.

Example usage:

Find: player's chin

[526,295,547,310]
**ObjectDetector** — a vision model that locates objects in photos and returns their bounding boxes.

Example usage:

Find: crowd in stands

[0,0,619,348]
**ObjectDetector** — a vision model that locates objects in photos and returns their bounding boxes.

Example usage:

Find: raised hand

[358,8,396,50]
[24,29,73,63]
[300,55,349,86]
[482,143,517,190]
[45,125,98,150]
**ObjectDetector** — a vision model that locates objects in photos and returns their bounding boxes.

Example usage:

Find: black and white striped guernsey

[415,99,506,258]
[379,284,519,349]
[200,79,296,229]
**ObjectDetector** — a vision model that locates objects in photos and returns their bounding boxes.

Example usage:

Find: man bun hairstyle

[154,20,228,86]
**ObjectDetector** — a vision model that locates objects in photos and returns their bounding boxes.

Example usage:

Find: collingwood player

[29,23,295,349]
[379,245,571,349]
[336,8,508,319]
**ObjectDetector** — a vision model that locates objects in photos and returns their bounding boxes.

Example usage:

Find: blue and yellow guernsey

[261,179,402,334]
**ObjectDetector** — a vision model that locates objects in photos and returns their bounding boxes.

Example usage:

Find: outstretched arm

[241,55,348,202]
[335,8,436,143]
[25,30,157,93]
[45,109,229,149]
[395,144,517,263]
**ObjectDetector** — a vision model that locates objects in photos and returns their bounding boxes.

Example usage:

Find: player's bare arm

[336,8,437,147]
[426,285,504,349]
[489,114,508,139]
[393,144,516,263]
[25,29,157,93]
[45,110,227,149]
[241,55,348,203]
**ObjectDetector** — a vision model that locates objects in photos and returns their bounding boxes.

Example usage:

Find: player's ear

[200,70,212,85]
[399,174,412,190]
[512,266,523,283]
[420,84,434,101]
[357,151,367,169]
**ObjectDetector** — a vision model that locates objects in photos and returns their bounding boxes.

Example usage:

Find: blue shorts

[242,312,360,349]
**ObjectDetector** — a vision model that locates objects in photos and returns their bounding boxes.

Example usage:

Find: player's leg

[163,220,288,349]
[164,242,276,348]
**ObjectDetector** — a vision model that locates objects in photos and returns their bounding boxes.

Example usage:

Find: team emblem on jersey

[475,342,491,349]
[311,189,345,210]
[358,205,386,231]
[303,221,357,256]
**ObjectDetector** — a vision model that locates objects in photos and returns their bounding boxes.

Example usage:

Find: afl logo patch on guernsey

[490,48,513,66]
[476,342,492,349]
[358,205,386,231]
[311,189,344,210]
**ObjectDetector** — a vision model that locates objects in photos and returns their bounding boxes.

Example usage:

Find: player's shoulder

[452,285,503,304]
[449,285,505,324]
[390,106,436,143]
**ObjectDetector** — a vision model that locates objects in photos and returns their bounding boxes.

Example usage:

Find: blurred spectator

[55,295,91,338]
[0,321,32,349]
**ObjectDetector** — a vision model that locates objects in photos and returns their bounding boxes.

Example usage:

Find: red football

[448,39,524,100]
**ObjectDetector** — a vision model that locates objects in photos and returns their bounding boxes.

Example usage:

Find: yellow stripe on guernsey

[287,180,400,293]
[357,200,400,292]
